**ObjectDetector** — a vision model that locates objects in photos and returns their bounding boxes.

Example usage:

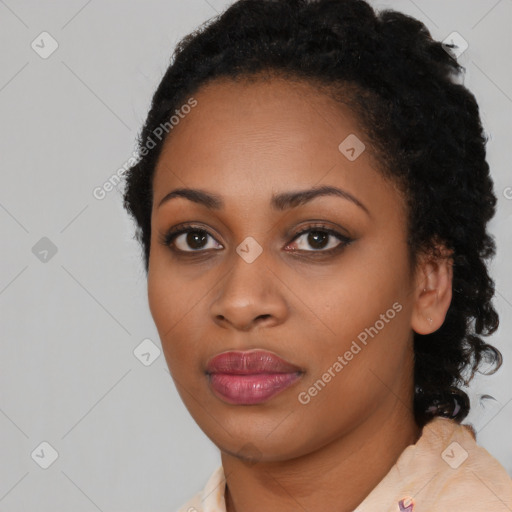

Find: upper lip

[206,350,303,375]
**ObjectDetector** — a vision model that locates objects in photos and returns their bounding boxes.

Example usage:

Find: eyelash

[158,222,353,257]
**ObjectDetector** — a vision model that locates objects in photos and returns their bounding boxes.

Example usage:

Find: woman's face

[148,77,424,461]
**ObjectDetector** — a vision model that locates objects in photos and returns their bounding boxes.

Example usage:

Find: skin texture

[147,77,454,512]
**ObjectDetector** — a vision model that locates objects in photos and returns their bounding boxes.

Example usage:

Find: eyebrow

[157,185,370,215]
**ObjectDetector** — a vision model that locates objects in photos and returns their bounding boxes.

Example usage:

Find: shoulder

[356,417,512,511]
[430,417,512,508]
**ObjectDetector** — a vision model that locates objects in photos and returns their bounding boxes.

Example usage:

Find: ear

[411,244,454,335]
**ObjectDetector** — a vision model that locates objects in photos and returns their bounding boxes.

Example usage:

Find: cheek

[304,250,407,342]
[298,240,413,391]
[148,273,188,361]
[147,269,214,384]
[148,255,199,336]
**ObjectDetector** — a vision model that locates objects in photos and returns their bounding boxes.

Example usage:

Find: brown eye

[182,230,208,250]
[160,225,224,253]
[307,231,329,249]
[288,227,351,252]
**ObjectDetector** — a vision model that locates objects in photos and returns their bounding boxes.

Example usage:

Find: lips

[206,350,302,374]
[206,350,303,405]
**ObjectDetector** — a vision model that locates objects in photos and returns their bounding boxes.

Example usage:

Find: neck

[222,402,421,512]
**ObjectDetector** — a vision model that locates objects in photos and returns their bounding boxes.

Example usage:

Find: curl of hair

[122,0,502,427]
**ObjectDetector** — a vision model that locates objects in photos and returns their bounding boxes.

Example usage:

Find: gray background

[0,0,511,510]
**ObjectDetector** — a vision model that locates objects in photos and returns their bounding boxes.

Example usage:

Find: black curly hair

[122,0,502,427]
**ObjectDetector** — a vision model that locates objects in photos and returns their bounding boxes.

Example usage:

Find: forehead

[152,76,399,213]
[159,76,360,144]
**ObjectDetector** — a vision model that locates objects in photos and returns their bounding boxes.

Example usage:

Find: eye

[286,224,352,253]
[159,222,353,256]
[159,224,223,252]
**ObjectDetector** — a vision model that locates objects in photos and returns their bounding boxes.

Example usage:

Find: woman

[122,0,512,510]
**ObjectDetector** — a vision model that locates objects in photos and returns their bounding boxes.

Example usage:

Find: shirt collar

[191,417,511,511]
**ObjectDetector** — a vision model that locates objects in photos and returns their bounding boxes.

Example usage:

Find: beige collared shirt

[176,416,512,511]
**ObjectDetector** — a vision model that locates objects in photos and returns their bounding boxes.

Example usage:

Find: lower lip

[208,372,302,405]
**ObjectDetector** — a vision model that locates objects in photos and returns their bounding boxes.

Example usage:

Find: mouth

[205,350,304,405]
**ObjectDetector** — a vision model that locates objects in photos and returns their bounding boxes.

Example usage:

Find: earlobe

[411,247,453,335]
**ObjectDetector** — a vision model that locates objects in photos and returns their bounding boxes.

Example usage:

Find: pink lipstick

[206,350,303,405]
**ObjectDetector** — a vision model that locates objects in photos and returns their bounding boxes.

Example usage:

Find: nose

[209,250,288,332]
